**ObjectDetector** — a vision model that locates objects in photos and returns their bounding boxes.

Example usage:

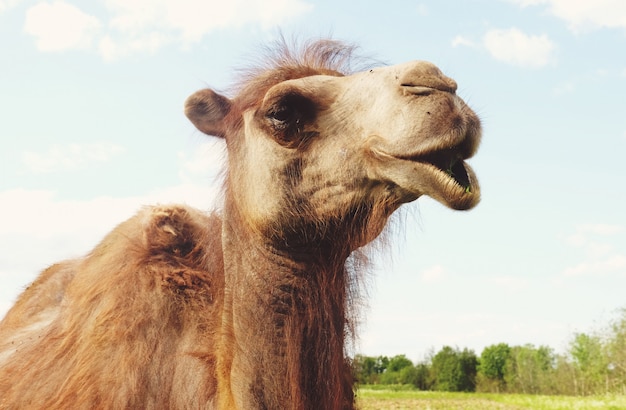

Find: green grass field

[356,386,626,409]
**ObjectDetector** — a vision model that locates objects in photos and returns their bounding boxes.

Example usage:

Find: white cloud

[0,0,21,13]
[509,0,626,32]
[100,0,313,58]
[24,1,102,52]
[166,0,313,42]
[10,142,223,240]
[483,27,556,68]
[24,0,314,60]
[0,189,140,239]
[451,35,476,48]
[564,223,622,252]
[565,232,586,248]
[510,0,545,5]
[177,140,227,185]
[0,143,224,318]
[490,275,529,291]
[22,142,125,174]
[6,142,223,239]
[99,32,169,62]
[552,81,575,96]
[577,223,623,236]
[0,146,221,238]
[420,265,446,283]
[561,223,625,278]
[566,223,623,245]
[415,4,429,16]
[563,255,626,277]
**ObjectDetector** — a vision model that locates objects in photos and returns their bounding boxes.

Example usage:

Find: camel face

[341,61,481,210]
[186,58,481,238]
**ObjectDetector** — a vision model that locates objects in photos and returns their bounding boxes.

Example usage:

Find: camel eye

[265,92,316,144]
[267,106,292,128]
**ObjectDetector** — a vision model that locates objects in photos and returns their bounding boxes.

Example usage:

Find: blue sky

[1,0,625,362]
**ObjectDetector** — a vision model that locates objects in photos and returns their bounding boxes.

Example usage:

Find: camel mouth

[391,145,480,210]
[407,149,473,192]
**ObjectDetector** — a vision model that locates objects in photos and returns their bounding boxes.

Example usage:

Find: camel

[0,39,481,409]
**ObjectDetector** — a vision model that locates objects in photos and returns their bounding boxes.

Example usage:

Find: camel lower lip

[403,158,480,210]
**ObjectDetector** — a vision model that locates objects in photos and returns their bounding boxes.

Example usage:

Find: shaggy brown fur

[0,206,223,408]
[0,38,481,409]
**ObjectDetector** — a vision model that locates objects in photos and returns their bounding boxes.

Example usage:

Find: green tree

[353,354,377,384]
[379,354,414,385]
[387,354,413,372]
[458,348,478,391]
[398,365,420,386]
[505,344,555,394]
[352,355,392,384]
[429,346,477,392]
[414,362,432,390]
[607,308,626,394]
[551,353,577,395]
[430,346,458,391]
[478,343,511,392]
[570,332,608,395]
[374,355,389,375]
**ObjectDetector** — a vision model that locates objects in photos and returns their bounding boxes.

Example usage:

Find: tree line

[353,308,626,395]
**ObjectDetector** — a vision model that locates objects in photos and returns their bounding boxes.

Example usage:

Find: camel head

[185,41,481,248]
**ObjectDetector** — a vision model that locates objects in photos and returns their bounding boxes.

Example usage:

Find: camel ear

[184,89,232,138]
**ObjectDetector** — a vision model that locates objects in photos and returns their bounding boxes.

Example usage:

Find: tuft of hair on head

[226,34,377,113]
[265,34,361,75]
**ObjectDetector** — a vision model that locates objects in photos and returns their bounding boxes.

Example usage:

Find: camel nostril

[401,84,435,96]
[398,61,458,94]
[399,78,456,94]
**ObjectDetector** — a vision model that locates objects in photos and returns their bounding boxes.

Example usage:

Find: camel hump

[137,205,224,296]
[141,204,211,257]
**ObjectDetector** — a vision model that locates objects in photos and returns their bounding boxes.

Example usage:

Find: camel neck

[216,203,355,410]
